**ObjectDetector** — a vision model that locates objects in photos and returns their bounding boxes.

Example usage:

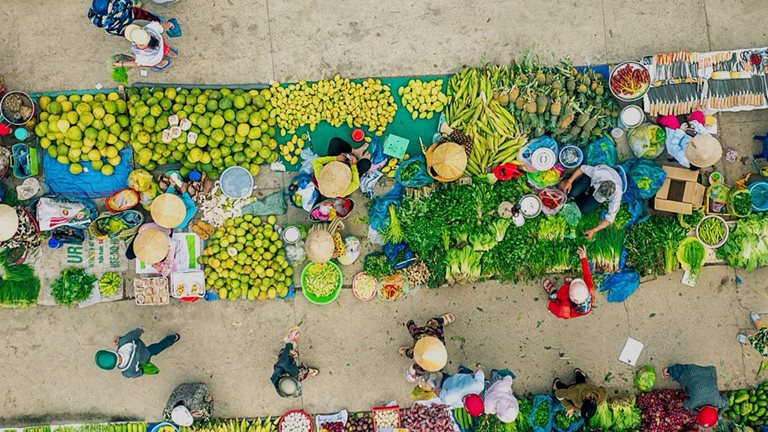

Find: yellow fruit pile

[271,76,397,136]
[35,92,127,176]
[200,215,293,301]
[380,154,410,178]
[398,79,447,119]
[279,134,305,165]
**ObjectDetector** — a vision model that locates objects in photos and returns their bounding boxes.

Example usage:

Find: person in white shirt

[113,21,178,71]
[559,164,625,240]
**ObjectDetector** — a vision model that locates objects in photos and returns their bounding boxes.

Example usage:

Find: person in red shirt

[543,246,594,319]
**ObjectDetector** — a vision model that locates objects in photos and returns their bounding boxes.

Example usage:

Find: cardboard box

[654,166,705,215]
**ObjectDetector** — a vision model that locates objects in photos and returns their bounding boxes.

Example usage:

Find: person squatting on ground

[88,0,163,36]
[662,363,728,428]
[559,164,625,240]
[95,327,180,378]
[114,21,178,72]
[164,382,214,426]
[543,246,595,319]
[398,313,455,383]
[439,365,486,413]
[484,374,519,423]
[553,368,607,421]
[270,327,319,398]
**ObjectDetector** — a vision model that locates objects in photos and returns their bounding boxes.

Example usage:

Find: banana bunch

[381,154,410,177]
[446,67,524,176]
[279,134,305,165]
[271,77,397,136]
[398,79,448,120]
[181,418,277,432]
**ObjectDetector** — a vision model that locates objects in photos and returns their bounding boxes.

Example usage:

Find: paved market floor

[4,0,768,426]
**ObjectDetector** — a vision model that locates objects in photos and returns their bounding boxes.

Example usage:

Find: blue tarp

[43,148,132,198]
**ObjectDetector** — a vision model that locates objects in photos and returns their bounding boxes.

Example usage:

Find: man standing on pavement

[95,327,180,378]
[662,364,728,428]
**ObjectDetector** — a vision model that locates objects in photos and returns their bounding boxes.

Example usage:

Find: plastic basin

[749,181,768,212]
[220,166,253,199]
[301,261,343,305]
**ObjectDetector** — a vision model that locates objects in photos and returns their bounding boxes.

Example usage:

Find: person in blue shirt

[87,0,162,36]
[439,365,486,408]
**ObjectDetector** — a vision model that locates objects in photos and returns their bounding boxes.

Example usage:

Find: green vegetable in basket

[51,267,97,305]
[98,272,122,297]
[303,263,339,297]
[731,191,753,216]
[364,254,394,278]
[398,160,423,182]
[533,402,550,427]
[677,237,706,279]
[698,217,726,247]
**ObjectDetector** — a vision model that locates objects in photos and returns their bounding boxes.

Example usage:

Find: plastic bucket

[300,261,343,305]
[220,166,253,199]
[749,181,768,212]
[558,145,583,169]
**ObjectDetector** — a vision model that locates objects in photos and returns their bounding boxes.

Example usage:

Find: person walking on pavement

[661,364,727,428]
[95,327,180,378]
[439,365,486,412]
[543,246,595,320]
[737,311,768,356]
[553,368,607,421]
[164,382,214,426]
[88,0,163,36]
[270,327,319,398]
[398,313,455,383]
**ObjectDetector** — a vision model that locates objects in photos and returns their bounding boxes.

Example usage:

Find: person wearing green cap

[95,327,180,378]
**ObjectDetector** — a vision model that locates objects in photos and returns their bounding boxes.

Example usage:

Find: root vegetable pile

[280,412,311,432]
[399,404,453,432]
[345,413,373,432]
[636,389,697,432]
[318,421,344,432]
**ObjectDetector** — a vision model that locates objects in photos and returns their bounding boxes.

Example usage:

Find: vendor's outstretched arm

[560,167,583,194]
[585,220,611,240]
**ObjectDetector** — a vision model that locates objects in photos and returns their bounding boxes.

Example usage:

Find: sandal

[552,378,563,392]
[564,277,573,284]
[168,47,179,58]
[542,279,555,294]
[308,368,320,377]
[441,313,456,324]
[151,59,172,72]
[398,347,410,356]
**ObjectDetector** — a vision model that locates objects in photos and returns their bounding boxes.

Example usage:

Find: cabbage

[588,402,613,430]
[635,365,657,392]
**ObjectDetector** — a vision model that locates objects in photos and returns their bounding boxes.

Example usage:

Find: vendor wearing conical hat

[686,134,722,168]
[398,313,455,383]
[312,138,372,198]
[0,203,40,251]
[125,223,176,276]
[425,142,467,182]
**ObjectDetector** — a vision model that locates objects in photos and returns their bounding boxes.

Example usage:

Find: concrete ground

[3,0,768,427]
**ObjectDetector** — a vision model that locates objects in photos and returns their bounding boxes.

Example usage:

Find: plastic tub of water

[558,145,583,169]
[220,166,253,199]
[749,181,768,212]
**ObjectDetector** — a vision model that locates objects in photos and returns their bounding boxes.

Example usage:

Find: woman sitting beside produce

[553,368,607,421]
[543,246,594,319]
[398,314,454,383]
[661,363,727,428]
[163,382,214,426]
[738,311,768,357]
[311,138,371,198]
[559,164,625,240]
[484,375,519,423]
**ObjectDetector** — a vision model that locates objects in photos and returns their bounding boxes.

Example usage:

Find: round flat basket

[749,181,768,212]
[696,215,729,249]
[558,145,583,169]
[378,271,409,301]
[1,91,35,126]
[352,272,377,301]
[301,261,343,305]
[279,410,313,432]
[220,166,254,199]
[609,61,650,102]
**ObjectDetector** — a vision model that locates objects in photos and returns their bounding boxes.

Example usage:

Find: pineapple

[561,93,568,105]
[550,98,562,116]
[499,90,510,106]
[509,86,520,102]
[552,80,563,92]
[566,79,576,92]
[582,74,592,86]
[450,130,473,156]
[558,108,575,129]
[515,94,526,110]
[536,94,548,114]
[545,73,555,84]
[577,83,588,93]
[576,112,590,127]
[595,86,604,96]
[524,95,537,114]
[569,125,582,137]
[535,71,546,85]
[582,117,598,138]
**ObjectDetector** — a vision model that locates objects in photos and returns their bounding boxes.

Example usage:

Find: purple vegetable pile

[399,403,454,432]
[636,389,697,432]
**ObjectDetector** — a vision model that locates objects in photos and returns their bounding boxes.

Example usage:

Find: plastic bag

[36,196,97,231]
[368,183,404,232]
[628,124,666,159]
[529,394,554,432]
[368,135,387,165]
[634,365,657,392]
[128,169,159,209]
[410,385,437,401]
[105,188,140,212]
[298,147,318,175]
[560,202,582,226]
[598,269,640,302]
[383,242,417,270]
[584,136,618,166]
[552,402,584,432]
[395,156,433,188]
[142,361,159,375]
[287,174,318,211]
[621,158,666,201]
[241,190,288,216]
[527,166,563,189]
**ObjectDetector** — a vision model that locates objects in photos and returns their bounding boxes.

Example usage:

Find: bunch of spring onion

[590,227,624,274]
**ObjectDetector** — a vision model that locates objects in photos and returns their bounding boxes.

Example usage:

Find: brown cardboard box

[654,166,706,215]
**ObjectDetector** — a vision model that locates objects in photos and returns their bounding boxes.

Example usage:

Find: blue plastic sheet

[368,183,404,232]
[43,148,132,198]
[552,401,585,432]
[383,242,416,270]
[529,394,555,432]
[598,269,640,302]
[395,156,433,188]
[584,136,618,166]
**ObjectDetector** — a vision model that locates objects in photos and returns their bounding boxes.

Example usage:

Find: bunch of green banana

[181,418,277,432]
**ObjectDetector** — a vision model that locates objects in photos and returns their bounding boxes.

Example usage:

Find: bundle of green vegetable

[554,409,580,430]
[537,215,567,241]
[51,267,97,305]
[625,217,685,276]
[717,214,768,270]
[0,249,41,308]
[397,160,423,182]
[590,227,624,274]
[98,272,121,297]
[609,395,642,431]
[303,262,340,297]
[532,401,551,428]
[363,254,394,278]
[445,245,483,284]
[588,402,613,430]
[676,237,706,281]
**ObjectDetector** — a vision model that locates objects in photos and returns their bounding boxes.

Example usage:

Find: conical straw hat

[305,229,335,264]
[413,336,447,372]
[134,228,170,264]
[150,194,185,228]
[686,135,722,168]
[317,161,352,198]
[0,204,18,241]
[427,142,467,182]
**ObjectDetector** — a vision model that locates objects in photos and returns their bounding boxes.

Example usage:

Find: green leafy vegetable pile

[624,217,686,276]
[363,254,394,278]
[0,250,41,308]
[532,402,550,427]
[717,214,768,270]
[676,237,706,280]
[51,267,97,305]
